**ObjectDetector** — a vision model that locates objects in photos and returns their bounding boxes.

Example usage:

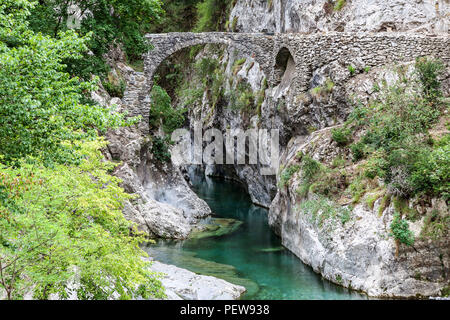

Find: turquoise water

[144,176,367,300]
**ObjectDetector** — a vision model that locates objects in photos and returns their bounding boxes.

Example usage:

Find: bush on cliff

[150,85,186,135]
[28,0,163,77]
[347,58,448,200]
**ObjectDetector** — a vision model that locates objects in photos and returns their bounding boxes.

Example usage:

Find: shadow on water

[143,175,368,300]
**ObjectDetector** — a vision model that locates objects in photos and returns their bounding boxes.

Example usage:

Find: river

[143,175,367,300]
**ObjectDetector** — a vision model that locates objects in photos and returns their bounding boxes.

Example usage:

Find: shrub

[300,196,352,228]
[279,164,300,188]
[350,142,365,162]
[331,156,346,168]
[392,196,420,222]
[372,83,380,92]
[415,57,444,101]
[325,78,335,91]
[234,58,246,66]
[151,136,172,163]
[194,0,231,32]
[334,0,347,11]
[233,58,246,74]
[227,81,255,112]
[310,168,347,198]
[149,85,186,135]
[420,209,449,240]
[331,127,352,146]
[378,193,391,216]
[231,16,238,31]
[339,206,352,225]
[348,174,368,203]
[409,136,450,200]
[365,189,385,210]
[195,57,220,80]
[348,64,356,75]
[262,77,268,90]
[311,86,323,97]
[256,90,266,118]
[103,79,127,98]
[346,104,370,127]
[300,154,322,182]
[390,213,414,246]
[363,151,387,179]
[296,154,347,199]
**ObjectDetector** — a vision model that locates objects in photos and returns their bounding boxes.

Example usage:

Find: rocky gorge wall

[97,0,449,298]
[146,0,449,297]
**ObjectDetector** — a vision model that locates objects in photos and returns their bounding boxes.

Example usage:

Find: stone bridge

[144,32,449,89]
[129,32,448,132]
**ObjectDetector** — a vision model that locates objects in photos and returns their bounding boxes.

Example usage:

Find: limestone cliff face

[183,0,449,207]
[268,117,449,297]
[177,0,449,297]
[230,0,449,34]
[265,60,450,297]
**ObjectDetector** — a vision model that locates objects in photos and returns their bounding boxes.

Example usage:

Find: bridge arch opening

[145,35,271,93]
[273,47,295,87]
[149,41,269,109]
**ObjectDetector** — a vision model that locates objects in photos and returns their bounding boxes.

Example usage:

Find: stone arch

[144,35,272,89]
[273,47,296,87]
[136,33,275,133]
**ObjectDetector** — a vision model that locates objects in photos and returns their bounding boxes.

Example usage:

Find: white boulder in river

[150,261,246,300]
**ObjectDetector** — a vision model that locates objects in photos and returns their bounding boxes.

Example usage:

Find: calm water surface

[144,176,367,300]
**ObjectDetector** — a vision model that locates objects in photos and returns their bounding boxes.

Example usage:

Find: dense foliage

[0,0,164,300]
[390,213,415,246]
[28,0,163,76]
[150,85,186,135]
[148,85,186,163]
[287,58,448,246]
[194,0,234,32]
[148,0,201,33]
[0,0,134,166]
[0,140,165,300]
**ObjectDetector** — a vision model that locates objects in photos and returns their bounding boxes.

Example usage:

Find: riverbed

[144,175,367,300]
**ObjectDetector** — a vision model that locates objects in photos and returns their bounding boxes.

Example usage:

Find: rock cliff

[93,58,211,240]
[96,0,449,298]
[163,0,449,297]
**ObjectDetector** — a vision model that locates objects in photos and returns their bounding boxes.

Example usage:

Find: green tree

[28,0,163,76]
[194,0,232,32]
[0,1,164,300]
[0,0,134,166]
[148,0,201,33]
[0,139,165,300]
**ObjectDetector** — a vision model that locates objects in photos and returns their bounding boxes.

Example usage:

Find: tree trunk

[395,239,400,257]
